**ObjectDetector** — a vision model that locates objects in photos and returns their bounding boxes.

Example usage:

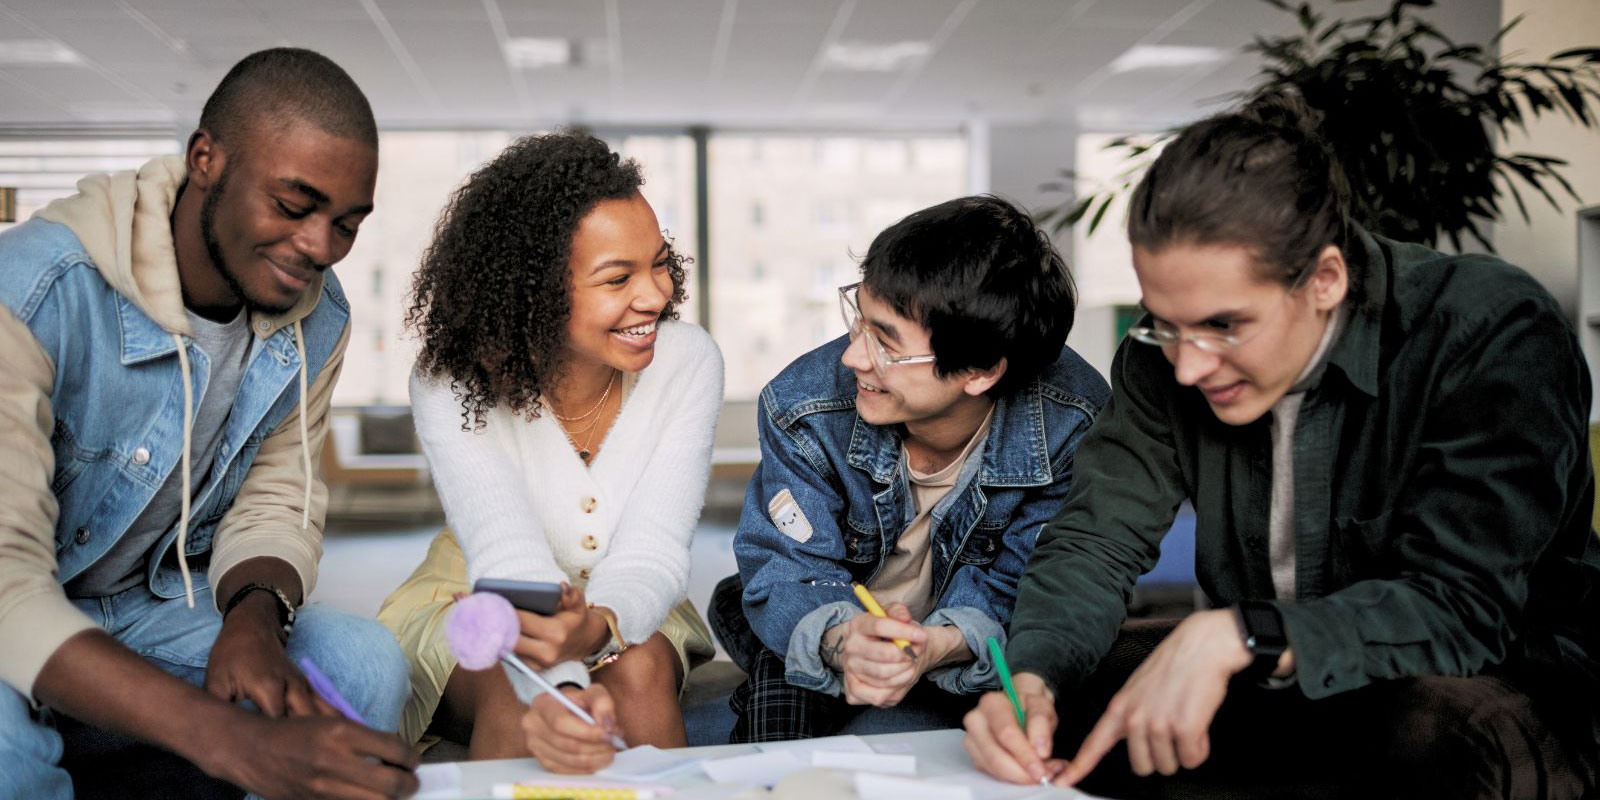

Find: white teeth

[858,381,886,394]
[614,321,657,337]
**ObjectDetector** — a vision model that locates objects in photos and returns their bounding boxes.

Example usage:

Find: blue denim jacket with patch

[734,335,1110,696]
[0,218,349,601]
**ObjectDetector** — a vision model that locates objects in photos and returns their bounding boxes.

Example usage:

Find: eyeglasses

[1128,277,1308,354]
[838,282,937,374]
[1126,323,1255,354]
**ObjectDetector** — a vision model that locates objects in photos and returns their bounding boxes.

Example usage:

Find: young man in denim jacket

[0,50,417,800]
[709,195,1110,742]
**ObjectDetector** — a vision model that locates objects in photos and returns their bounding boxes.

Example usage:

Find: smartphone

[472,578,563,615]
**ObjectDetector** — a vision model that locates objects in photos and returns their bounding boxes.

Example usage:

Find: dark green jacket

[1009,231,1600,722]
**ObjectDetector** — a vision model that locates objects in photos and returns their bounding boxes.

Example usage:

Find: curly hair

[406,130,688,430]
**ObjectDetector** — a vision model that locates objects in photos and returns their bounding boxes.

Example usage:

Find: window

[1072,132,1163,309]
[2,129,966,406]
[709,133,967,398]
[332,131,697,407]
[0,137,180,234]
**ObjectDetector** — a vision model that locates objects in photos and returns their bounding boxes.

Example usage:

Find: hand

[207,592,335,718]
[204,712,419,800]
[513,583,610,669]
[523,684,622,774]
[963,672,1068,785]
[1059,609,1253,785]
[826,603,930,707]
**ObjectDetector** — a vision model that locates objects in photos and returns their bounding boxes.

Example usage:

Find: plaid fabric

[728,646,859,743]
[711,574,858,742]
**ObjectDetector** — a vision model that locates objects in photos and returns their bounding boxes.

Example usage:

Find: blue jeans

[0,584,409,800]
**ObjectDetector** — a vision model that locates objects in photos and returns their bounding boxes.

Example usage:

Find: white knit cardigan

[410,320,724,688]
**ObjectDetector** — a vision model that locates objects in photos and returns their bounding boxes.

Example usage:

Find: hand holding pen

[961,647,1069,787]
[447,591,629,769]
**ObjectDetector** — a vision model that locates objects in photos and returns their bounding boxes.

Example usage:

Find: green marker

[987,636,1026,729]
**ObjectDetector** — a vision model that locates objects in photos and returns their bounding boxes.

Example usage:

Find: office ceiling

[0,0,1498,132]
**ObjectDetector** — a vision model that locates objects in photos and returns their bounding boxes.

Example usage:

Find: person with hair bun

[964,92,1599,798]
[377,130,721,773]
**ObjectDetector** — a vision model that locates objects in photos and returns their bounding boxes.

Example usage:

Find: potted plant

[1040,0,1600,252]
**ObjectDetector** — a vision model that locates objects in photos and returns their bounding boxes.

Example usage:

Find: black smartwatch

[1234,601,1288,684]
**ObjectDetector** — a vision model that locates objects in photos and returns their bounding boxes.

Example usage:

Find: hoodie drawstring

[172,333,196,608]
[294,320,311,532]
[169,322,312,612]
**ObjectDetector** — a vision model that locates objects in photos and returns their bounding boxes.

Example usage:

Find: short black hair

[861,194,1076,397]
[198,48,377,150]
[1128,90,1362,300]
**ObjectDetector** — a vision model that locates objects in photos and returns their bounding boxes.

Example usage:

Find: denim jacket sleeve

[922,409,1094,695]
[734,387,861,689]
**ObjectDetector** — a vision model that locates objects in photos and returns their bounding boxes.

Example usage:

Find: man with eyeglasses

[965,95,1599,798]
[706,195,1109,742]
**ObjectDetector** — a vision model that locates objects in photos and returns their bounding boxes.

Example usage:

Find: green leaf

[1489,14,1525,48]
[1550,47,1600,62]
[1087,194,1116,236]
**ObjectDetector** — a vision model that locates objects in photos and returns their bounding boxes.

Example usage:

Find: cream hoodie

[0,155,350,697]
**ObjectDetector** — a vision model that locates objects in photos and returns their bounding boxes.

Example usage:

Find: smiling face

[1132,241,1347,426]
[840,284,998,429]
[186,121,376,315]
[563,193,674,375]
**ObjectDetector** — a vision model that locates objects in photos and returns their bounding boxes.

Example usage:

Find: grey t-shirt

[67,307,253,598]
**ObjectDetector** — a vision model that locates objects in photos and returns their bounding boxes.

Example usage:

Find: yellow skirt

[376,528,715,745]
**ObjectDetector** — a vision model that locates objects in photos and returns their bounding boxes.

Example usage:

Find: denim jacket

[0,155,351,694]
[734,335,1109,696]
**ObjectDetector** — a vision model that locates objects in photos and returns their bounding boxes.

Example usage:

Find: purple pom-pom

[446,592,519,670]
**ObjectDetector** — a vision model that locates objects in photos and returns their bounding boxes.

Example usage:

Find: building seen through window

[708,134,966,398]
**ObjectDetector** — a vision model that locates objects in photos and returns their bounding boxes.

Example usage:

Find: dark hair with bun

[1127,90,1363,300]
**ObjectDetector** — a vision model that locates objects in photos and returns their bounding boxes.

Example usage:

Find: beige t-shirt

[869,407,995,621]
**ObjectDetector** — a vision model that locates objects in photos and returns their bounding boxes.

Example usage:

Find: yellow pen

[492,781,668,799]
[851,582,915,658]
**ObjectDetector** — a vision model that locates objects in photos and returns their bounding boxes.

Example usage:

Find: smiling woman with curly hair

[377,130,724,770]
[405,131,688,429]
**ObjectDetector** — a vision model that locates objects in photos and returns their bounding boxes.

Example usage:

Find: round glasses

[838,282,937,374]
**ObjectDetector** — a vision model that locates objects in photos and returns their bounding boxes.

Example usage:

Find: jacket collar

[1320,227,1386,399]
[845,382,1054,488]
[117,293,183,364]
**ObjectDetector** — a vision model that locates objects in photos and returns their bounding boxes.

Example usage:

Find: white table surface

[421,728,1106,799]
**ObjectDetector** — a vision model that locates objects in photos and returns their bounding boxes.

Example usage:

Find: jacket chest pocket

[956,520,1005,566]
[219,433,267,501]
[843,516,881,565]
[49,419,105,496]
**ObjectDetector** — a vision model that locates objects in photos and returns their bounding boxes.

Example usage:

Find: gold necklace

[551,370,617,422]
[556,381,614,464]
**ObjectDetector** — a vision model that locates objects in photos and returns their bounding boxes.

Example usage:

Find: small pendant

[579,449,592,463]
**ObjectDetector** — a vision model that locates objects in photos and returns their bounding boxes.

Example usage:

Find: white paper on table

[412,763,462,799]
[854,772,973,800]
[597,744,705,781]
[940,771,1108,800]
[809,751,917,775]
[754,734,874,757]
[869,741,915,754]
[701,750,808,786]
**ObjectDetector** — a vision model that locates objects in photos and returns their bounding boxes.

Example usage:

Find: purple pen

[298,656,367,725]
